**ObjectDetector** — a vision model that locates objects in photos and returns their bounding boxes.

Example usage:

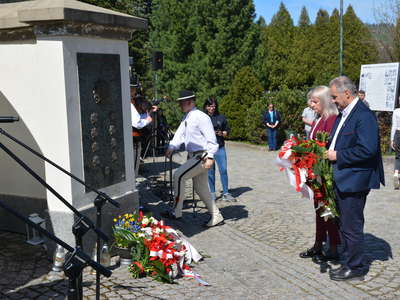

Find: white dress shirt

[168,107,218,158]
[391,108,400,141]
[329,97,359,150]
[131,103,150,129]
[309,117,322,140]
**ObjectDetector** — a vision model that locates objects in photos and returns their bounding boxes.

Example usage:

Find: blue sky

[253,0,385,25]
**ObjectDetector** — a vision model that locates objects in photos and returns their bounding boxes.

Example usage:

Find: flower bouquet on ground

[276,131,338,220]
[112,212,148,249]
[112,210,203,284]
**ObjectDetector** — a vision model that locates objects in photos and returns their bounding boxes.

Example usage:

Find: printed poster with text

[359,62,400,111]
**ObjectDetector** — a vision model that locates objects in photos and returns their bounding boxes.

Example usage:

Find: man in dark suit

[326,76,385,281]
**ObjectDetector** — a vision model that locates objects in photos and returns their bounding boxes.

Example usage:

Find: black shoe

[312,253,339,264]
[329,264,346,275]
[329,266,366,281]
[160,210,182,221]
[299,247,322,258]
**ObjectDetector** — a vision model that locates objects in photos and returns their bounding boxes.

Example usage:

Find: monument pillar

[0,0,147,251]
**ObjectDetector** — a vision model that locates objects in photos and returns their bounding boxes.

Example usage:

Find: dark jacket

[263,110,281,126]
[209,114,230,148]
[328,100,385,193]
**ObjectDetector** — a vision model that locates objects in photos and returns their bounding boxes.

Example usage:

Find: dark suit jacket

[263,110,281,126]
[329,100,385,193]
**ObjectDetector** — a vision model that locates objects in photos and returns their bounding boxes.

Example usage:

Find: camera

[151,97,168,106]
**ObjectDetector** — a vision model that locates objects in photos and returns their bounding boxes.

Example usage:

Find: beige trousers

[173,153,220,218]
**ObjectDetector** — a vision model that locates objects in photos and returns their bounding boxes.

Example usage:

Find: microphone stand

[0,128,120,300]
[0,199,111,300]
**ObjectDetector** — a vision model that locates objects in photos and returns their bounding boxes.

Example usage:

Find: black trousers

[394,130,400,171]
[334,187,369,271]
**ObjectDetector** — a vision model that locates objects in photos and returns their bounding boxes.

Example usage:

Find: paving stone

[1,142,400,299]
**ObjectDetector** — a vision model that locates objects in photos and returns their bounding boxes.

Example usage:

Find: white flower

[142,217,149,226]
[141,227,153,236]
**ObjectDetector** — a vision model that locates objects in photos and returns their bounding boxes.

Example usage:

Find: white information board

[359,62,400,111]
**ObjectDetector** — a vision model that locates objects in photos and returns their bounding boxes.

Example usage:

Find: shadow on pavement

[0,231,56,299]
[113,284,169,299]
[220,205,248,222]
[141,160,182,178]
[364,232,393,263]
[316,232,393,275]
[229,186,253,198]
[148,203,249,238]
[4,279,66,299]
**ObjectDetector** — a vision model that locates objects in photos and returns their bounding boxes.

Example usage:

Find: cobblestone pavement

[1,141,400,299]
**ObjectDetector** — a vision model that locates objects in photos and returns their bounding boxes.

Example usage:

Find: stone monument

[0,0,147,252]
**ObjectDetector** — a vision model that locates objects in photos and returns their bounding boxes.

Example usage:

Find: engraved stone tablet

[77,53,126,191]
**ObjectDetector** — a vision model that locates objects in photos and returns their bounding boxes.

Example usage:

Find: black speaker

[152,51,163,71]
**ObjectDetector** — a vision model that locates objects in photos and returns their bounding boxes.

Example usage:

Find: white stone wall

[0,39,67,201]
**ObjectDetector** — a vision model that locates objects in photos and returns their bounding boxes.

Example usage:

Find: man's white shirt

[168,108,218,158]
[391,108,400,141]
[329,97,359,150]
[131,103,150,129]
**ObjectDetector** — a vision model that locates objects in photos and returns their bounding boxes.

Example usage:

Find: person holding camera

[130,84,157,178]
[203,97,236,202]
[162,90,224,227]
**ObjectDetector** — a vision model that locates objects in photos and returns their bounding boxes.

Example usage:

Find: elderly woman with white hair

[299,85,341,264]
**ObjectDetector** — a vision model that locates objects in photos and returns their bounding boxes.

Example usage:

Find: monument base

[0,189,139,258]
[0,194,47,234]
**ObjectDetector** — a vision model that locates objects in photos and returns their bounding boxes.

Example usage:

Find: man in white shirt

[390,106,400,189]
[162,90,224,227]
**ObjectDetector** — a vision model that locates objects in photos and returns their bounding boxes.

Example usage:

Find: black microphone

[0,116,19,123]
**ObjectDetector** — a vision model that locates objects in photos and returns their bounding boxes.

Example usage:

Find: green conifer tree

[150,0,257,102]
[189,0,258,100]
[264,3,295,90]
[286,6,314,88]
[312,9,336,85]
[343,5,378,82]
[254,26,269,89]
[220,66,264,140]
[149,0,195,98]
[394,17,400,61]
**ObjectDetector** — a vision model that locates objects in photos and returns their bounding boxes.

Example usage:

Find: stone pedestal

[0,0,147,253]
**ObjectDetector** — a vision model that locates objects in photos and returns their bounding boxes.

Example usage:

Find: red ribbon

[133,261,145,273]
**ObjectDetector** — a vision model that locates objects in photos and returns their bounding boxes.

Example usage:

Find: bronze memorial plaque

[77,53,126,191]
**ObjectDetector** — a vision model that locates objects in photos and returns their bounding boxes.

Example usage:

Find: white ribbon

[276,156,314,202]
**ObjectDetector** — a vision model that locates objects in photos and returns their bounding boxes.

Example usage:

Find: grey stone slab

[0,0,147,30]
